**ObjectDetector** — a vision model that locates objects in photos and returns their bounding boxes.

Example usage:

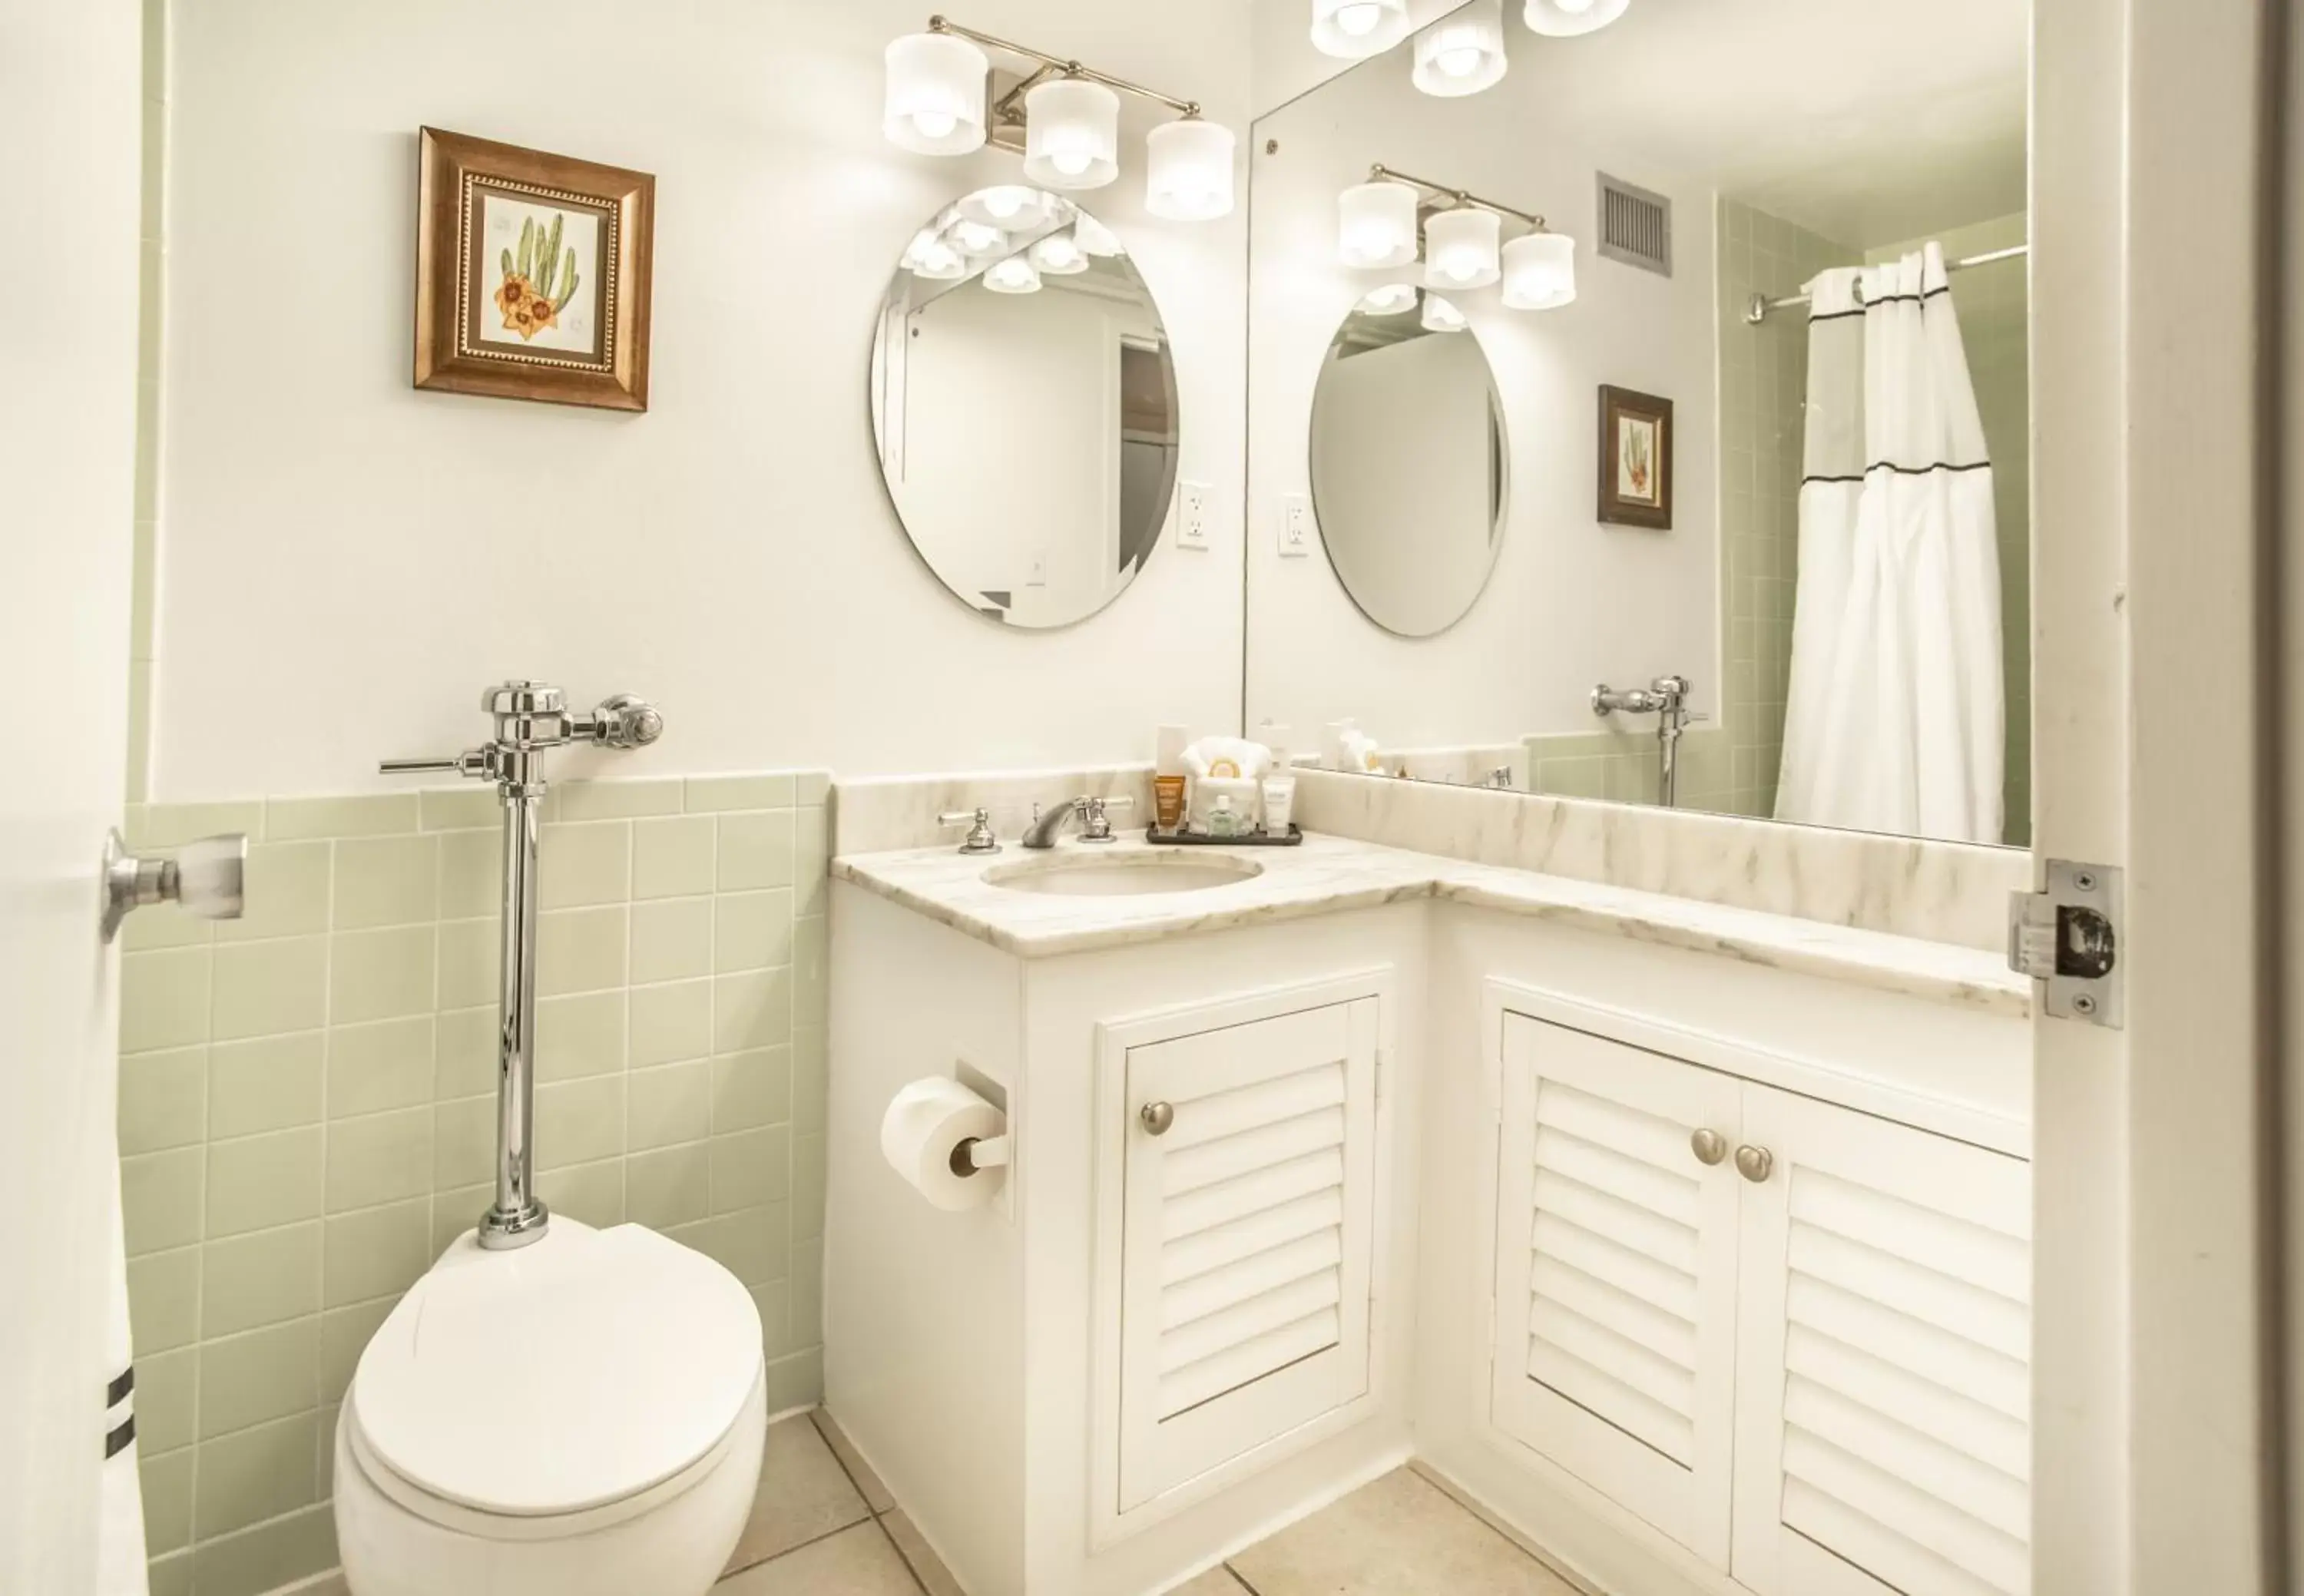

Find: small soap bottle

[1208,795,1241,839]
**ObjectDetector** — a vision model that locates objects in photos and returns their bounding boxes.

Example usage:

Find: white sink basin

[985,852,1265,897]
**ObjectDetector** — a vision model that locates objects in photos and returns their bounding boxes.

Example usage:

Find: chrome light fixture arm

[925,14,1201,118]
[381,681,664,1250]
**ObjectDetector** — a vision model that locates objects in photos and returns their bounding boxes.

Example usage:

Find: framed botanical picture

[1597,384,1673,528]
[414,128,655,411]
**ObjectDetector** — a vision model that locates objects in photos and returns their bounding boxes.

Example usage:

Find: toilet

[333,1220,767,1596]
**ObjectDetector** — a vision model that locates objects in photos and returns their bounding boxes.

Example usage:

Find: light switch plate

[1177,482,1210,550]
[1279,495,1313,558]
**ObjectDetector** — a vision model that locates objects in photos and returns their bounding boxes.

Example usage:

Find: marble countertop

[832,832,2028,1016]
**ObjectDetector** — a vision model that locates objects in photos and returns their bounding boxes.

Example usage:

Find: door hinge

[2008,859,2123,1028]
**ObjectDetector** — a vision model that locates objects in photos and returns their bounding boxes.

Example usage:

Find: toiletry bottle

[1208,795,1240,839]
[1154,723,1189,835]
[1261,770,1296,837]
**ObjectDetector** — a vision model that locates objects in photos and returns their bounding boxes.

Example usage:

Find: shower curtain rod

[1743,242,2028,324]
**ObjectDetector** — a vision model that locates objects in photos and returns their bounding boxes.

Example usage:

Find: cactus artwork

[493,207,584,342]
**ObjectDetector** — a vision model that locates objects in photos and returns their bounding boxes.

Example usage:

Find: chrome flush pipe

[1591,674,1699,808]
[382,681,664,1249]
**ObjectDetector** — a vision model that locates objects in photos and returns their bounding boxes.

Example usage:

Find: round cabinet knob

[1734,1144,1775,1184]
[1140,1101,1175,1137]
[1690,1129,1728,1167]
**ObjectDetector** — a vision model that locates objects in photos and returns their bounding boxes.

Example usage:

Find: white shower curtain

[1774,243,2004,843]
[100,1169,151,1596]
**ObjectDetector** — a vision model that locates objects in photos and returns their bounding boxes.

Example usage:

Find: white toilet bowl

[333,1219,767,1596]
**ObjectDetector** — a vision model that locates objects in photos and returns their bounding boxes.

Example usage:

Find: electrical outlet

[1177,482,1210,550]
[1279,495,1313,558]
[1025,549,1048,587]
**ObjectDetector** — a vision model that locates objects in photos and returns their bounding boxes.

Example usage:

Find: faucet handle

[1080,794,1134,843]
[939,808,1001,856]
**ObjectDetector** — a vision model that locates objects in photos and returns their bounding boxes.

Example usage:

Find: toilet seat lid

[350,1222,763,1518]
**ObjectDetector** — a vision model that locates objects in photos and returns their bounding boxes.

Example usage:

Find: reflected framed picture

[1597,384,1673,528]
[414,128,654,411]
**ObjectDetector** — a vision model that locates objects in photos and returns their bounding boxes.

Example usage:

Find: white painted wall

[151,0,1250,797]
[1244,45,1720,751]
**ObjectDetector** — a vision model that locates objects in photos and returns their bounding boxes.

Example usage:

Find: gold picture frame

[414,127,654,412]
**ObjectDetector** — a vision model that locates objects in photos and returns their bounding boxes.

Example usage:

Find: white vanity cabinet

[1491,1014,2032,1596]
[1110,995,1382,1512]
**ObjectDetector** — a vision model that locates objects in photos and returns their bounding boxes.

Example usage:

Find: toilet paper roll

[880,1077,1007,1211]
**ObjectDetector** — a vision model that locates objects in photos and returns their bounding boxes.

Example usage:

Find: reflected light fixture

[948,217,1006,256]
[1146,117,1237,220]
[958,184,1052,230]
[1338,180,1421,269]
[1412,0,1508,96]
[1023,77,1121,190]
[1031,231,1091,274]
[1501,230,1577,308]
[1424,207,1501,289]
[905,228,969,280]
[882,31,990,153]
[985,254,1043,293]
[884,18,1232,223]
[1074,215,1124,257]
[1524,0,1630,37]
[1356,283,1419,316]
[1312,0,1412,58]
[1421,293,1468,332]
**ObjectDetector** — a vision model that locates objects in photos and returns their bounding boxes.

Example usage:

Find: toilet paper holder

[949,1134,1011,1178]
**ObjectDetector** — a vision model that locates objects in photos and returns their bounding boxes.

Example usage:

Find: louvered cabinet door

[1117,998,1379,1512]
[1490,1017,1745,1568]
[1729,1087,2031,1596]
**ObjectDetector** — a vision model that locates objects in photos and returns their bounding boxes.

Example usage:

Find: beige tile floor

[723,1412,1587,1596]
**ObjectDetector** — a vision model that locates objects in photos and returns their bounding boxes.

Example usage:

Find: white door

[1117,998,1379,1510]
[1730,1087,2032,1596]
[0,2,144,1589]
[1490,1016,1744,1569]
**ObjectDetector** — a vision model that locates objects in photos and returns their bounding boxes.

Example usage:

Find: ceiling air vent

[1595,173,1671,276]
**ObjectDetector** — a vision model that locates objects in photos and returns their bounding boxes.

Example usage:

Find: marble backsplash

[1291,769,2026,952]
[833,764,1156,854]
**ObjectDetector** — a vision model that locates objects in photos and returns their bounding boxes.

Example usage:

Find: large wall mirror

[1243,0,2031,849]
[872,187,1179,627]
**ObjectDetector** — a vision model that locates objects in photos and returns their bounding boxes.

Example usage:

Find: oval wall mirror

[1308,293,1508,637]
[869,187,1180,628]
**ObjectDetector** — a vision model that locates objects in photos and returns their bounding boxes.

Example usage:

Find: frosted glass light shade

[1413,0,1508,96]
[958,184,1052,230]
[1146,119,1236,220]
[1502,231,1577,308]
[1074,215,1124,257]
[1423,208,1501,289]
[884,32,989,154]
[1312,0,1412,58]
[1338,180,1420,269]
[1031,232,1091,274]
[905,229,968,280]
[1524,0,1630,36]
[1023,78,1121,190]
[985,255,1043,294]
[948,218,1006,257]
[1421,293,1468,332]
[1356,283,1418,316]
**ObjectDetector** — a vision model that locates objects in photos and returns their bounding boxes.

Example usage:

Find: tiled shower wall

[116,772,830,1596]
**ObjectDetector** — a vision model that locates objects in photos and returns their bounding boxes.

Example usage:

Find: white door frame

[2032,1,2286,1591]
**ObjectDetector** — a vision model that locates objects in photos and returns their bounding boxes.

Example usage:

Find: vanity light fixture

[1031,231,1091,274]
[884,29,992,153]
[883,17,1235,217]
[1356,283,1419,316]
[1337,179,1422,269]
[1524,0,1631,36]
[1421,293,1468,332]
[1412,0,1508,96]
[904,228,970,280]
[1501,230,1577,308]
[1311,0,1413,58]
[958,184,1052,230]
[1074,215,1124,257]
[1361,163,1576,311]
[948,217,1007,256]
[1424,207,1502,288]
[985,253,1044,293]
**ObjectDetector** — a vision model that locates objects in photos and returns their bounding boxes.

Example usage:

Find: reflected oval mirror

[869,187,1179,628]
[1309,293,1508,637]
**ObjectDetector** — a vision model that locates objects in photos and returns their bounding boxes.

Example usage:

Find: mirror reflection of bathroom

[1250,0,2033,847]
